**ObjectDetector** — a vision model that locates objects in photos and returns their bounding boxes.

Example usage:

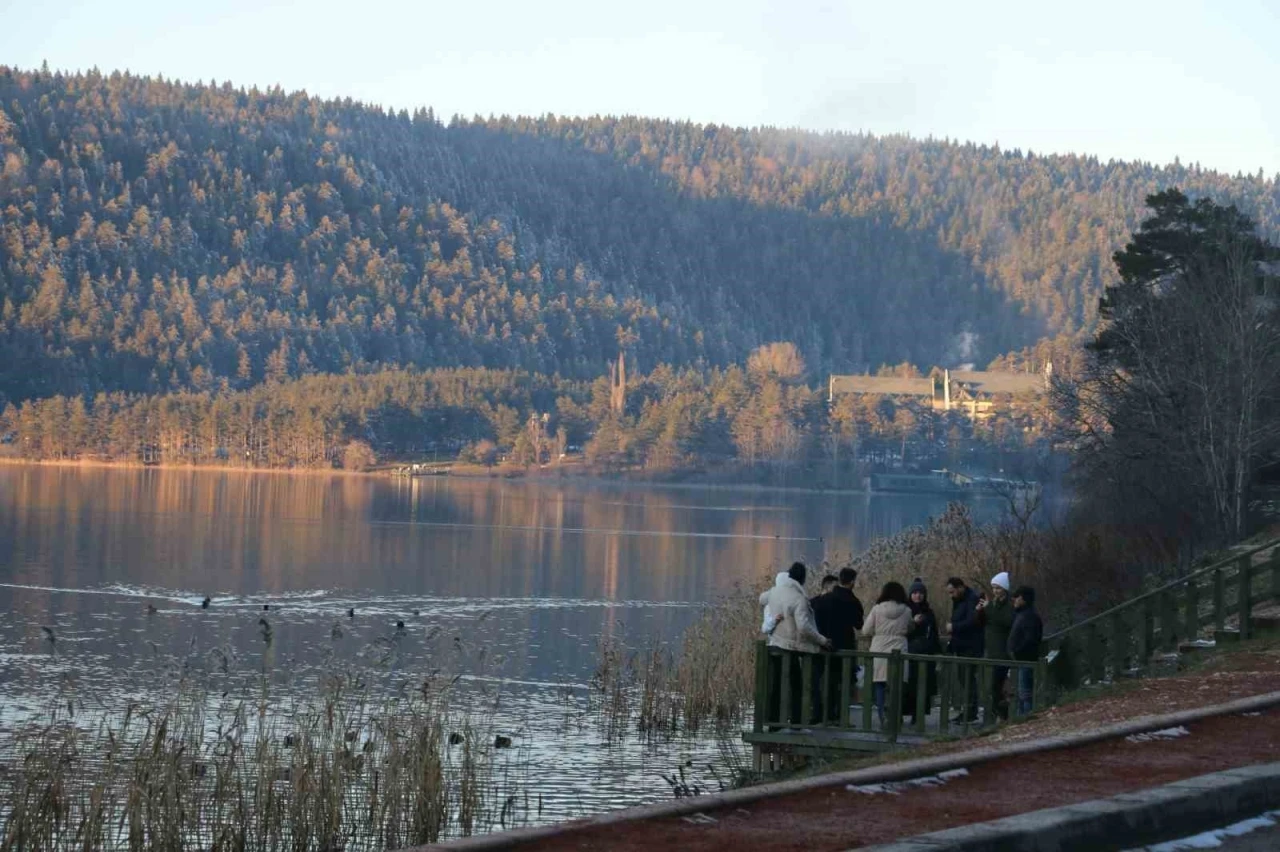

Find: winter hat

[908,577,927,597]
[991,572,1011,592]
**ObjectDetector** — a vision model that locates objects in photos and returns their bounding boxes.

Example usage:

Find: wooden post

[1239,555,1254,640]
[840,656,853,729]
[1161,589,1178,652]
[779,651,792,726]
[1214,568,1226,632]
[817,655,830,727]
[800,654,813,725]
[914,660,929,733]
[960,661,973,734]
[1182,578,1192,637]
[1035,659,1047,711]
[1109,611,1127,678]
[937,658,952,736]
[1271,548,1280,603]
[1137,598,1153,668]
[1087,623,1104,683]
[753,640,769,733]
[887,652,904,742]
[860,654,874,731]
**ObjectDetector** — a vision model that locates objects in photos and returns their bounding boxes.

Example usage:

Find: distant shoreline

[0,454,885,496]
[0,456,368,478]
[0,456,1032,502]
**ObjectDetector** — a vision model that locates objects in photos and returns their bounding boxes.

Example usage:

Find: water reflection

[0,465,986,820]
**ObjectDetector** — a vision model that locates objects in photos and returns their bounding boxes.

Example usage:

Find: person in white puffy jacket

[760,571,788,635]
[759,563,830,653]
[758,562,831,724]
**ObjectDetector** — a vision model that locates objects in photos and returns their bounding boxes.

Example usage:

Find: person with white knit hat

[980,571,1014,721]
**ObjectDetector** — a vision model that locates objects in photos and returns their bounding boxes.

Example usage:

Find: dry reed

[0,661,526,851]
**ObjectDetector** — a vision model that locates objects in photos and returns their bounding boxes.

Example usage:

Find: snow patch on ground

[847,768,969,795]
[1126,726,1191,744]
[1126,809,1280,850]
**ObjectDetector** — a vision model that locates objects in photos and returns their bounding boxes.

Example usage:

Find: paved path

[509,707,1280,851]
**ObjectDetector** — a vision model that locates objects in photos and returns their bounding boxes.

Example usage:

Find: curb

[858,761,1280,851]
[409,689,1280,851]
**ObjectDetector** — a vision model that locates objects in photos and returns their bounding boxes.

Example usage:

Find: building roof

[949,370,1045,396]
[829,375,934,397]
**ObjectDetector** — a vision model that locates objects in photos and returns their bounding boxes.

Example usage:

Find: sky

[1,0,1277,176]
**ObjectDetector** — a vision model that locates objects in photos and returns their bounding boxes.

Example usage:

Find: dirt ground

[514,647,1280,852]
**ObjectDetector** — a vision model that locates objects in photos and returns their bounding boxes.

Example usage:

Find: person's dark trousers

[765,654,803,727]
[906,661,937,724]
[766,654,808,726]
[952,650,981,720]
[822,654,844,722]
[1016,666,1035,715]
[766,653,782,726]
[991,665,1010,720]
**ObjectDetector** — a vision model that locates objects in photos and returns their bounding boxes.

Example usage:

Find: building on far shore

[828,365,1051,419]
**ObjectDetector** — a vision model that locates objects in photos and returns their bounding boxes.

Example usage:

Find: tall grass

[0,665,526,851]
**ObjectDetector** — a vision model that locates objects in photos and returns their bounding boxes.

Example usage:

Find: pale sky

[2,0,1277,176]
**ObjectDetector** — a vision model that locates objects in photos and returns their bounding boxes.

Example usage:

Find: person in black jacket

[812,567,864,719]
[945,577,984,722]
[812,567,864,651]
[904,577,940,724]
[1009,586,1044,715]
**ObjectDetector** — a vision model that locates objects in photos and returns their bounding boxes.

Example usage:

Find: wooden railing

[1044,538,1280,689]
[750,644,1047,744]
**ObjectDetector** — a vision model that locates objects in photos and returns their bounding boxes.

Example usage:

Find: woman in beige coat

[862,581,912,725]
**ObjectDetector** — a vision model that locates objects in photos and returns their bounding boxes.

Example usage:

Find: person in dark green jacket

[980,571,1014,720]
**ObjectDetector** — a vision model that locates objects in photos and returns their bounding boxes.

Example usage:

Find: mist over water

[0,466,994,820]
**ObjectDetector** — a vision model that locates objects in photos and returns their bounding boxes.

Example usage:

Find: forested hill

[1,65,1278,406]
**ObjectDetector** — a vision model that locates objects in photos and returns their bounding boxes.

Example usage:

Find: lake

[0,465,993,822]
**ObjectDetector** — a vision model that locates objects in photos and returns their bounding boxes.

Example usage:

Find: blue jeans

[1017,666,1035,715]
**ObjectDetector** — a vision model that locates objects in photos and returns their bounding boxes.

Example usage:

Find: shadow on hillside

[436,121,1046,372]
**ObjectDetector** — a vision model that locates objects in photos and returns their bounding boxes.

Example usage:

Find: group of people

[759,562,1044,727]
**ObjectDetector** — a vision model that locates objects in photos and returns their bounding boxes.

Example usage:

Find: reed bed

[0,667,527,851]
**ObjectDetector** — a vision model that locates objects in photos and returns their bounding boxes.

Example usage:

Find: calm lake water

[0,465,993,821]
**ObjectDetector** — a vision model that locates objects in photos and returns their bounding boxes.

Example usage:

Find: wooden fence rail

[1045,539,1280,689]
[749,644,1046,747]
